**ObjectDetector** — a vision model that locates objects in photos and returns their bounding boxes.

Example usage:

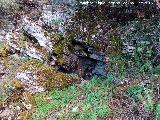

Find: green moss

[53,35,72,64]
[19,33,27,41]
[44,72,74,91]
[20,110,32,120]
[0,41,9,57]
[35,46,51,61]
[18,59,44,71]
[86,39,102,50]
[11,79,26,89]
[18,59,80,91]
[107,33,123,57]
[0,46,9,57]
[54,36,71,54]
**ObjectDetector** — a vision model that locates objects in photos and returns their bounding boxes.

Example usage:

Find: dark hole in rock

[22,26,107,80]
[54,40,108,80]
[78,56,97,79]
[56,56,107,80]
[55,64,73,74]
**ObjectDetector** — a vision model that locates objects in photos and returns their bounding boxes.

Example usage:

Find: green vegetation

[142,89,154,112]
[33,78,113,120]
[151,66,160,75]
[156,104,160,120]
[53,35,72,64]
[0,1,159,120]
[31,36,159,118]
[127,85,144,102]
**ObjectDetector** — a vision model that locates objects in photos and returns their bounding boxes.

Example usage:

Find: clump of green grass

[127,85,144,102]
[156,104,160,120]
[33,78,113,120]
[127,85,155,113]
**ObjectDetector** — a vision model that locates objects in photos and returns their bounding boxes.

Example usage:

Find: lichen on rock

[16,59,80,92]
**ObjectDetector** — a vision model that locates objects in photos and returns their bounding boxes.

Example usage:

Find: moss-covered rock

[107,32,123,57]
[19,110,32,120]
[0,46,9,57]
[53,35,73,64]
[17,59,80,91]
[1,80,36,119]
[11,80,26,90]
[22,92,36,107]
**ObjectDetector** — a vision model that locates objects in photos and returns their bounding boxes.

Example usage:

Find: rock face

[21,23,107,79]
[0,1,159,119]
[22,19,53,52]
[14,59,81,93]
[41,1,75,35]
[119,20,160,66]
[71,42,107,79]
[42,4,66,33]
[1,0,108,80]
[52,36,108,79]
[16,72,45,93]
[2,0,159,81]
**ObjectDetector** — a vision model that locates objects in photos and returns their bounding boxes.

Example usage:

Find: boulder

[41,3,74,35]
[15,59,80,92]
[22,18,53,52]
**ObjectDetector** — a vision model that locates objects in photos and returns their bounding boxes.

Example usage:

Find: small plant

[130,43,153,75]
[142,88,154,112]
[151,66,160,75]
[108,55,126,76]
[128,86,155,113]
[127,85,144,102]
[156,104,160,120]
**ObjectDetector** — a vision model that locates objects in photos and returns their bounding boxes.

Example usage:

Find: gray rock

[24,45,44,61]
[22,18,53,52]
[41,3,75,35]
[16,72,45,93]
[89,53,105,62]
[92,61,107,77]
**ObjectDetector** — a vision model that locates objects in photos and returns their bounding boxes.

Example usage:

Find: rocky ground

[0,0,159,120]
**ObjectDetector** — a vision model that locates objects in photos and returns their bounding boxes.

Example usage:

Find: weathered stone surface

[15,62,46,93]
[16,75,44,94]
[53,39,108,79]
[42,4,71,34]
[92,61,107,77]
[0,61,8,82]
[22,18,53,51]
[15,59,81,92]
